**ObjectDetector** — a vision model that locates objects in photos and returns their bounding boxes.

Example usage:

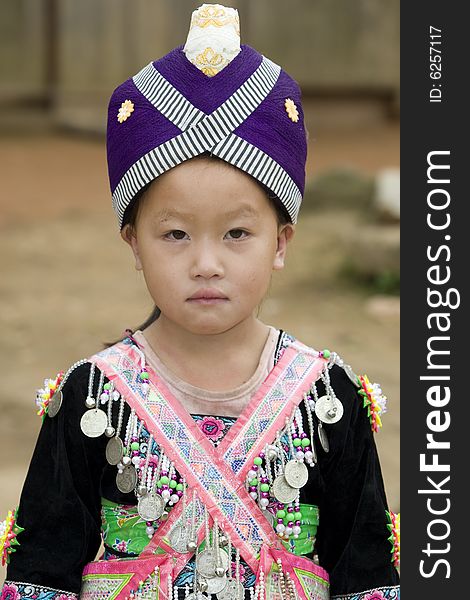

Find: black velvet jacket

[4,333,399,599]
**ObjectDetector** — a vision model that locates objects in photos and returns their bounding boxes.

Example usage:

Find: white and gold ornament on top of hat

[183,3,241,77]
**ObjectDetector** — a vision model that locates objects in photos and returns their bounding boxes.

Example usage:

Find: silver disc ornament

[80,408,108,438]
[106,436,124,465]
[47,390,63,418]
[314,395,344,425]
[138,492,165,521]
[271,475,298,504]
[344,364,359,386]
[185,594,209,600]
[284,460,309,489]
[317,423,330,453]
[116,464,137,494]
[262,509,274,527]
[217,579,245,600]
[197,548,229,578]
[169,525,190,553]
[205,575,227,595]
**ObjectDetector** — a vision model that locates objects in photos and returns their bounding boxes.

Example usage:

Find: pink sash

[82,339,330,599]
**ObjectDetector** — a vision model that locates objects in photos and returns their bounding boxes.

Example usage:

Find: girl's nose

[190,241,224,279]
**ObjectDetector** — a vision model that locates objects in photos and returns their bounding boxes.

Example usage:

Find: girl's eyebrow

[223,205,259,219]
[154,208,193,222]
[154,204,259,222]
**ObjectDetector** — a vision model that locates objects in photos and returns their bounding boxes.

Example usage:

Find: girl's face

[122,158,294,336]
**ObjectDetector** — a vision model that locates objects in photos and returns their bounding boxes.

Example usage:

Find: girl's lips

[187,288,228,300]
[187,297,229,304]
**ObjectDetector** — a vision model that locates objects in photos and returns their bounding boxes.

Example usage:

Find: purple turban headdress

[106,43,307,227]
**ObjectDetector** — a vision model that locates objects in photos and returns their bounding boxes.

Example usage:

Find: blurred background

[0,0,399,578]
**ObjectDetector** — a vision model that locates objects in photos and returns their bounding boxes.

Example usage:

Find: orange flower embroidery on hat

[285,98,299,123]
[117,100,135,123]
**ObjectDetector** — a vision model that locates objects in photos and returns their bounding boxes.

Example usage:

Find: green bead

[260,483,270,492]
[103,383,112,391]
[130,441,139,451]
[253,457,263,466]
[157,479,162,488]
[169,480,177,489]
[249,478,258,487]
[322,349,331,359]
[301,438,310,447]
[176,483,184,491]
[276,510,286,519]
[294,512,302,520]
[140,372,149,380]
[286,513,295,522]
[293,438,302,447]
[160,476,170,485]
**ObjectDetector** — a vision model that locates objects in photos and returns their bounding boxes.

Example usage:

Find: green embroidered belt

[101,498,319,558]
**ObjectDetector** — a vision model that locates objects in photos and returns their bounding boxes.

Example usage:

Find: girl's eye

[165,230,188,240]
[226,229,248,240]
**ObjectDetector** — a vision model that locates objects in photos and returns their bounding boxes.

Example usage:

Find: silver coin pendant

[314,395,344,424]
[284,460,309,489]
[205,575,227,595]
[197,549,229,578]
[318,423,330,453]
[271,475,298,504]
[106,436,124,465]
[262,509,274,526]
[217,580,245,600]
[185,594,209,600]
[196,549,216,578]
[138,492,165,522]
[169,524,189,553]
[47,390,63,418]
[116,464,137,494]
[343,364,358,386]
[80,408,108,437]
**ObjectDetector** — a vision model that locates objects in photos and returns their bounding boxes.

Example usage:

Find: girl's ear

[120,224,143,271]
[273,223,295,270]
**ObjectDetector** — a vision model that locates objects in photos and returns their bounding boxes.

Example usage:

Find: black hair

[106,155,291,346]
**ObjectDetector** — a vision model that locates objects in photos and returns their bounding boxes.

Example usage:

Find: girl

[1,4,399,600]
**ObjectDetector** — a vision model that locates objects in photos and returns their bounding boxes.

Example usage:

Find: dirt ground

[0,126,399,580]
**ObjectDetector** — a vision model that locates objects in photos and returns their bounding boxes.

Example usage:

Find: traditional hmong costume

[1,4,399,599]
[2,329,399,600]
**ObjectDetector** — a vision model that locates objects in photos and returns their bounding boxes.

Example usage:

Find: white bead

[112,391,120,401]
[132,456,140,466]
[276,524,285,533]
[141,383,150,394]
[146,526,154,535]
[118,469,123,474]
[305,451,313,461]
[122,456,131,465]
[259,498,269,508]
[100,393,108,403]
[162,489,171,500]
[250,492,258,500]
[171,494,179,504]
[296,451,304,460]
[285,527,293,536]
[293,525,301,535]
[293,534,299,539]
[117,462,124,470]
[248,470,257,480]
